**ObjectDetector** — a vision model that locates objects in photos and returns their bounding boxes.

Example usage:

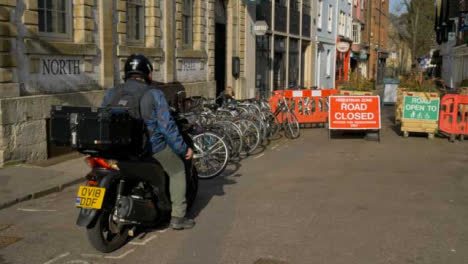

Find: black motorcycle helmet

[124,54,153,84]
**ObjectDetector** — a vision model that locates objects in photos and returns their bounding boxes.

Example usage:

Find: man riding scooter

[102,54,195,230]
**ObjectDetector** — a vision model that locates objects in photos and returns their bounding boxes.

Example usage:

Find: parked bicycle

[271,92,300,139]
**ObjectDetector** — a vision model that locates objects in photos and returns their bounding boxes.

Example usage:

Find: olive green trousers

[152,146,187,218]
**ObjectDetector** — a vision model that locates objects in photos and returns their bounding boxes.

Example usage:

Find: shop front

[253,0,316,99]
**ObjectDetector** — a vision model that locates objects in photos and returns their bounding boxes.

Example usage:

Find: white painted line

[43,252,70,264]
[18,208,57,212]
[271,144,280,150]
[253,153,265,160]
[104,249,135,259]
[129,234,158,245]
[158,228,168,233]
[63,260,90,264]
[81,253,103,258]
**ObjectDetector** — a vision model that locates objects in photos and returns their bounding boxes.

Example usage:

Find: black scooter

[75,120,198,253]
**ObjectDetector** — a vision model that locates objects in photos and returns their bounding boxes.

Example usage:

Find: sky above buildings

[390,0,407,15]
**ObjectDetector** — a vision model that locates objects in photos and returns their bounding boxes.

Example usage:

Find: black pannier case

[50,105,144,157]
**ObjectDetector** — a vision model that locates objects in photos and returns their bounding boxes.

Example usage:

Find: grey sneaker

[170,217,195,230]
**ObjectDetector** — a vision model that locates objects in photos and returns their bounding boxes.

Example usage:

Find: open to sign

[329,96,381,129]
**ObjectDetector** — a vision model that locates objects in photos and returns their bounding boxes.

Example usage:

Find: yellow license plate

[75,186,106,209]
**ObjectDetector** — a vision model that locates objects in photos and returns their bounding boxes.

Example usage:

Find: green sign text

[403,96,440,121]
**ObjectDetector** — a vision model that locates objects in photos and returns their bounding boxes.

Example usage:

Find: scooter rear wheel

[87,210,129,253]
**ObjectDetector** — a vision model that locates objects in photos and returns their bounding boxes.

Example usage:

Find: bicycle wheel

[192,131,230,179]
[241,112,267,144]
[283,111,300,139]
[265,112,280,139]
[209,124,235,158]
[235,119,261,154]
[215,121,243,158]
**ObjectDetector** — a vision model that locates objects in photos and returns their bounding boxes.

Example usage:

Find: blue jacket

[102,80,188,156]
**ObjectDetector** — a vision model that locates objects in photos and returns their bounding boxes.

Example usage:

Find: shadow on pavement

[248,145,267,156]
[187,162,241,219]
[329,130,369,140]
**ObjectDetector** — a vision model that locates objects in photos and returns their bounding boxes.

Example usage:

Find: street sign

[403,96,440,121]
[336,42,350,53]
[254,21,269,35]
[329,96,381,129]
[383,84,398,104]
[448,32,456,41]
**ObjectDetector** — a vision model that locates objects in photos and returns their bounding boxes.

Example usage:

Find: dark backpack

[103,82,152,156]
[104,83,150,119]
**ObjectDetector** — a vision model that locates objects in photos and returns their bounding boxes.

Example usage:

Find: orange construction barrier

[439,94,468,140]
[269,89,339,124]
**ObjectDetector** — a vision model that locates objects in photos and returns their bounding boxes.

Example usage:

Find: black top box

[50,105,145,158]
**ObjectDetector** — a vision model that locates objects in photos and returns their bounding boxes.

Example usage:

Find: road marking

[81,253,103,258]
[129,234,158,245]
[271,144,280,150]
[158,228,168,233]
[253,153,265,160]
[43,252,70,264]
[104,249,135,259]
[64,261,90,264]
[18,208,57,212]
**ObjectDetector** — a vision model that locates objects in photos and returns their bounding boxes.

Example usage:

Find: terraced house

[315,0,337,88]
[0,0,319,165]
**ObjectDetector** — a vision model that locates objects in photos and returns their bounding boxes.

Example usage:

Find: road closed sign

[329,96,381,129]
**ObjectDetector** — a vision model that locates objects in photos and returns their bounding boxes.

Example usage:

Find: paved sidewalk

[0,156,88,210]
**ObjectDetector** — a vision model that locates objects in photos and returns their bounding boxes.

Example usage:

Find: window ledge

[176,48,207,59]
[117,45,164,57]
[25,39,97,56]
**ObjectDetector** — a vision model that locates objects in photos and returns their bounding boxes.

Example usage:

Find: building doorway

[215,0,227,96]
[274,36,286,90]
[255,35,271,99]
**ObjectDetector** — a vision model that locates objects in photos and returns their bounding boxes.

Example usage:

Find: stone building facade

[0,0,230,165]
[0,0,317,165]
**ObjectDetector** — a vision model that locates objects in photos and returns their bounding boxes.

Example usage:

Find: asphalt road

[1,106,467,264]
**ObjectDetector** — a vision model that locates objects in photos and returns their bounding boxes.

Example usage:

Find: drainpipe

[333,0,340,88]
